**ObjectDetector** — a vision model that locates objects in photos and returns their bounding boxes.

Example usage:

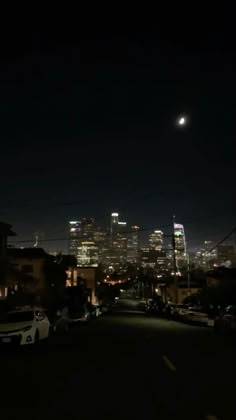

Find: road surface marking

[206,416,218,420]
[162,355,176,372]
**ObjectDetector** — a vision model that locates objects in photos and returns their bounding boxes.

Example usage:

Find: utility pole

[187,253,190,295]
[172,215,178,303]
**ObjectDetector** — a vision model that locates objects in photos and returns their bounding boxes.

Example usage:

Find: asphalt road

[1,299,236,420]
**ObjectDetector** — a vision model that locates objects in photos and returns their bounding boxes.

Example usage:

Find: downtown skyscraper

[69,218,98,267]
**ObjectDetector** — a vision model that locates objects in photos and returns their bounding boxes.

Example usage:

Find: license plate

[2,337,11,343]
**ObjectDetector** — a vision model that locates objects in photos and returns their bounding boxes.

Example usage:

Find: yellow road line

[162,355,176,372]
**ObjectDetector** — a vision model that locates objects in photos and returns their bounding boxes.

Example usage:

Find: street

[1,300,236,420]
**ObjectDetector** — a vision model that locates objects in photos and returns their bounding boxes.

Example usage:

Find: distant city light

[118,222,127,225]
[69,221,78,224]
[112,213,119,217]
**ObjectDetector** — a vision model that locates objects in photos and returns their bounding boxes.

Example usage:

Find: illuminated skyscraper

[80,217,95,241]
[149,230,163,251]
[69,221,81,256]
[111,212,119,234]
[127,225,140,264]
[174,223,186,262]
[76,217,98,266]
[109,212,128,269]
[77,241,98,267]
[94,227,110,266]
[69,218,99,266]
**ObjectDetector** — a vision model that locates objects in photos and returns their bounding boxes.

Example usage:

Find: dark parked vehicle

[87,303,101,319]
[100,302,113,314]
[214,305,236,333]
[53,307,70,334]
[47,306,69,335]
[145,299,165,316]
[68,303,90,323]
[172,304,189,321]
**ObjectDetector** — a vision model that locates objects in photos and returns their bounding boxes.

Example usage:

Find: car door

[223,306,234,330]
[35,311,49,339]
[225,306,236,330]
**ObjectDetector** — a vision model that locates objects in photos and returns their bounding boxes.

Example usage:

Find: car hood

[0,322,33,333]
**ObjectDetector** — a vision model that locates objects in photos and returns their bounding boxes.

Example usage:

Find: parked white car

[0,309,50,345]
[183,306,209,325]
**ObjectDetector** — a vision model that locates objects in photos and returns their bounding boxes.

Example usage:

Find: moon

[178,116,186,126]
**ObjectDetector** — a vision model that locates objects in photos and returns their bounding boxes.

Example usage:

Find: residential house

[7,248,48,299]
[0,222,16,298]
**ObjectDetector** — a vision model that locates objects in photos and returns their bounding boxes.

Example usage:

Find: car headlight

[23,326,32,332]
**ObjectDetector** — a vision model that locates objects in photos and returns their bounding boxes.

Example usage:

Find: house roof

[7,248,48,259]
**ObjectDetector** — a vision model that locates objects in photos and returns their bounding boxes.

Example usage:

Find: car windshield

[0,311,34,323]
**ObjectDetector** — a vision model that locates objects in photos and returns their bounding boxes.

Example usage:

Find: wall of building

[9,257,46,294]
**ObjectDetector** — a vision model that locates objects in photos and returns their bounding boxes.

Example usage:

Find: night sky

[0,18,235,251]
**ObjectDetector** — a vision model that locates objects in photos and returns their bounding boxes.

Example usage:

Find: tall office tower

[110,212,128,270]
[94,226,109,266]
[76,217,98,266]
[127,225,140,264]
[117,221,128,265]
[69,221,81,256]
[77,241,99,267]
[80,217,95,241]
[149,230,163,251]
[174,223,187,263]
[111,212,119,234]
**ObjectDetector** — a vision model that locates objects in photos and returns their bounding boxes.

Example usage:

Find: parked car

[51,306,70,334]
[145,299,165,316]
[100,302,113,314]
[68,304,91,323]
[162,302,176,319]
[0,309,50,345]
[182,306,209,325]
[214,305,236,333]
[172,304,189,321]
[87,303,101,319]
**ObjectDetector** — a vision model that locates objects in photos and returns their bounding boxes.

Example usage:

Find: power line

[206,226,236,255]
[8,224,173,245]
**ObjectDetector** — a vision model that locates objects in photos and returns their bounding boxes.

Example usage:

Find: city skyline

[7,208,236,256]
[0,27,234,252]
